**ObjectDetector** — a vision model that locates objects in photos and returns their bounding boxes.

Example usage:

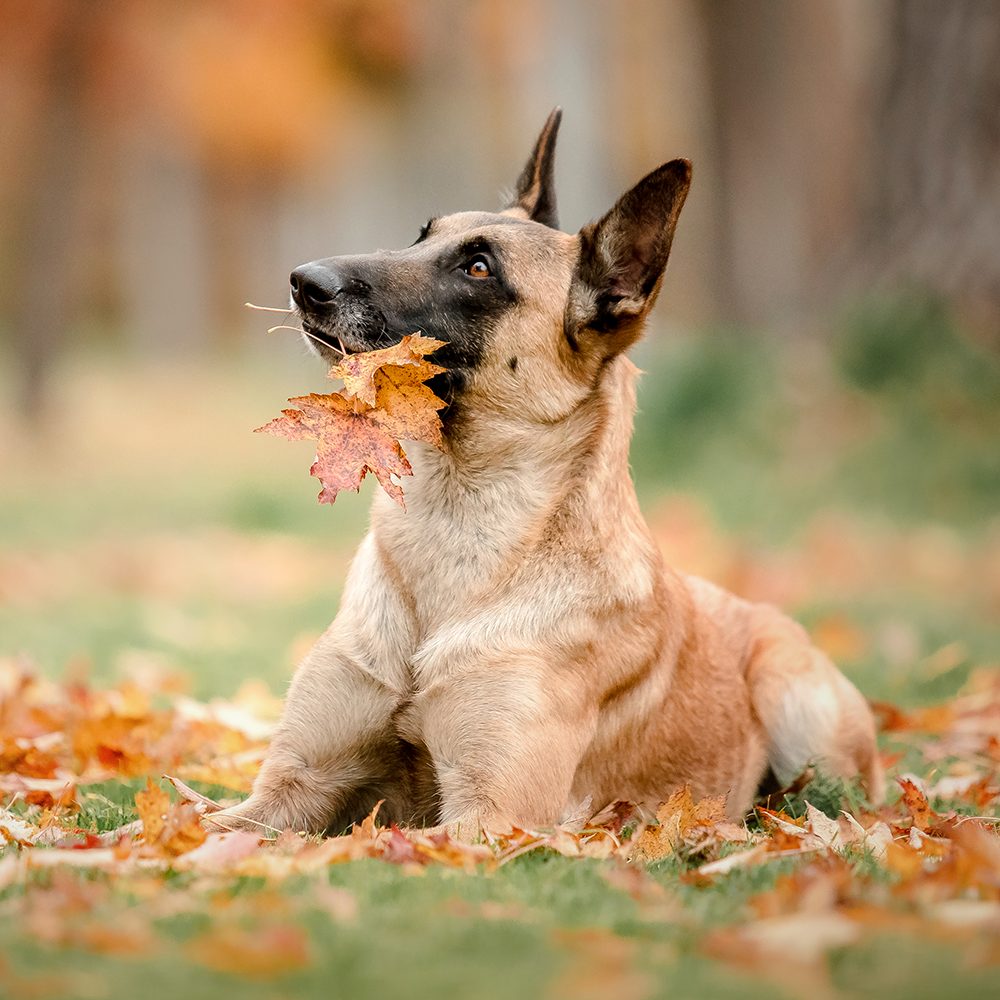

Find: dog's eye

[465,256,491,278]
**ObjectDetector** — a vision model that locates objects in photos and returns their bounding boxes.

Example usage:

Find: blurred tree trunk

[862,1,1000,336]
[699,0,784,325]
[8,0,89,420]
[698,0,859,327]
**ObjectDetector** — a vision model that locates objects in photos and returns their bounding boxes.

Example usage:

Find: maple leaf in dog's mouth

[257,334,447,508]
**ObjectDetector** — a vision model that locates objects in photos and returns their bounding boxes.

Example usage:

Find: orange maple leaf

[135,778,169,844]
[329,334,446,409]
[636,785,729,859]
[134,779,207,856]
[898,777,937,831]
[257,334,447,507]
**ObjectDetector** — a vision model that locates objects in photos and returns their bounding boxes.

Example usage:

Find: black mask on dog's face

[288,212,533,403]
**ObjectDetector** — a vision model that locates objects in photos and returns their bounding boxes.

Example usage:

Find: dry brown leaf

[696,844,770,876]
[885,839,926,878]
[353,799,384,841]
[134,780,207,857]
[737,911,860,962]
[329,335,446,409]
[187,923,310,979]
[636,786,730,860]
[898,777,937,831]
[164,774,224,813]
[178,831,261,870]
[804,803,843,848]
[258,334,447,507]
[257,393,413,506]
[135,779,169,845]
[547,927,654,1000]
[312,883,358,922]
[159,802,207,856]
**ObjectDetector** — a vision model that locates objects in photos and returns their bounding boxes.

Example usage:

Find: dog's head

[290,109,690,425]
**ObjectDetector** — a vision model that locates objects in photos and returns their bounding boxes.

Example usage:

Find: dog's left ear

[507,108,562,228]
[567,159,691,353]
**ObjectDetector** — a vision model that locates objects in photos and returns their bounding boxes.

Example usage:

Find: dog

[218,109,883,836]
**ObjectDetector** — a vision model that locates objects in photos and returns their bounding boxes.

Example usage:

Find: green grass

[2,850,996,1000]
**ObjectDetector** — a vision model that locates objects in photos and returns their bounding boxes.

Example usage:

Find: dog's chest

[380,475,546,628]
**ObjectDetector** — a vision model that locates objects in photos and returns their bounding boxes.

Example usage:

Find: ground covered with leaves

[2,302,1000,998]
[2,654,1000,1000]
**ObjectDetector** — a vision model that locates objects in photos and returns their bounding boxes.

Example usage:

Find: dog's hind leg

[745,608,884,805]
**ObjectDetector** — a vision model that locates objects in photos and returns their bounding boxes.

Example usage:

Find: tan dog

[219,110,883,836]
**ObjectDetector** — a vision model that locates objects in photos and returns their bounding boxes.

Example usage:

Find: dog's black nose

[290,264,340,312]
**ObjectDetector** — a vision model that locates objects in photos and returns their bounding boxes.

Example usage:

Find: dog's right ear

[506,108,562,229]
[566,159,691,355]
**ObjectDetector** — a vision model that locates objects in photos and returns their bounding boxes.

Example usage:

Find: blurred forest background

[1,0,999,703]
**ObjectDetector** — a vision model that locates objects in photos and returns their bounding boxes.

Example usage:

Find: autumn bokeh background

[1,0,999,702]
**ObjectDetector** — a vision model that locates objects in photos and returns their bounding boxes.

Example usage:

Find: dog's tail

[744,608,885,806]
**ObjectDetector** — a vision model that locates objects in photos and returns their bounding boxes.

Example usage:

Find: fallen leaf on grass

[0,659,273,802]
[187,923,310,979]
[311,883,358,922]
[134,779,206,857]
[547,927,654,1000]
[176,831,261,870]
[72,713,158,777]
[25,847,123,870]
[164,774,225,813]
[258,334,447,507]
[0,809,41,848]
[841,811,892,860]
[0,740,61,780]
[695,843,770,876]
[927,899,1000,928]
[804,802,842,847]
[135,778,168,843]
[872,701,957,734]
[738,910,861,961]
[158,802,207,856]
[71,919,154,956]
[635,785,728,860]
[494,819,637,867]
[898,776,938,831]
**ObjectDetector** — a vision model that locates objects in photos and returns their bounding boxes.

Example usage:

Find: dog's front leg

[215,534,420,835]
[413,653,599,833]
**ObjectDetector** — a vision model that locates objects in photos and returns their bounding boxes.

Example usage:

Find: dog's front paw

[207,796,292,837]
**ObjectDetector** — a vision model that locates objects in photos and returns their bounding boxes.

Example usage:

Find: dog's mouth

[301,316,422,361]
[300,319,365,358]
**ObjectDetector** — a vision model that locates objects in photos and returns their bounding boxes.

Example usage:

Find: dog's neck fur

[369,352,657,630]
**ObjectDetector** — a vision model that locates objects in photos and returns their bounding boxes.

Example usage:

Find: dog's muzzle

[291,261,374,309]
[290,262,376,352]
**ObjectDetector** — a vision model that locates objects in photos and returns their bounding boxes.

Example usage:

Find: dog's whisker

[266,322,346,359]
[246,302,293,313]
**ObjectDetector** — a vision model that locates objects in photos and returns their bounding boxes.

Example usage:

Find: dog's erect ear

[567,159,691,351]
[507,108,562,228]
